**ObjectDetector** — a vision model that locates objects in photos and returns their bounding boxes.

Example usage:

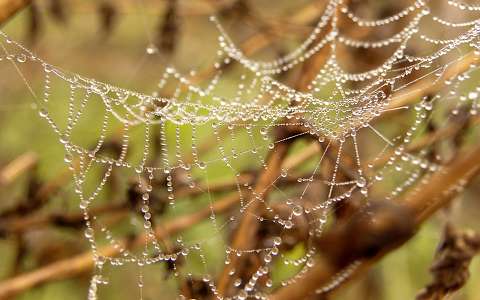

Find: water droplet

[234,278,242,287]
[84,228,94,239]
[356,177,366,188]
[64,153,73,163]
[273,236,282,246]
[146,44,158,55]
[59,134,69,145]
[292,205,303,216]
[284,220,293,229]
[38,108,48,118]
[16,54,26,63]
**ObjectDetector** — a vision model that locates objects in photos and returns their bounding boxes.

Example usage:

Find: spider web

[1,0,480,299]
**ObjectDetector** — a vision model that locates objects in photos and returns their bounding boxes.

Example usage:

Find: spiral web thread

[1,0,480,298]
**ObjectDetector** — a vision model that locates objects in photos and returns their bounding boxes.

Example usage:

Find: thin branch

[0,192,238,299]
[0,0,31,25]
[0,152,37,187]
[268,45,480,300]
[0,130,322,298]
[388,52,480,110]
[271,142,480,300]
[369,113,476,170]
[214,7,333,294]
[190,0,326,86]
[1,170,321,234]
[215,142,291,295]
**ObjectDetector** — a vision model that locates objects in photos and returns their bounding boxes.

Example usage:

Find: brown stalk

[0,168,324,235]
[268,33,480,300]
[0,0,30,25]
[189,0,326,85]
[215,142,291,295]
[0,202,127,234]
[215,4,335,294]
[0,152,37,187]
[369,113,476,170]
[0,127,324,298]
[0,174,247,233]
[1,1,478,299]
[295,50,480,173]
[270,139,480,300]
[388,51,480,110]
[1,174,250,233]
[0,192,238,299]
[0,160,74,220]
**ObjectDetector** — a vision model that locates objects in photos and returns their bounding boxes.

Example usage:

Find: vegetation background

[0,0,479,299]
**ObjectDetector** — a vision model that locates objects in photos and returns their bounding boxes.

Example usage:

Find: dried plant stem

[0,0,30,24]
[271,143,480,300]
[215,143,291,295]
[0,152,37,187]
[1,172,317,234]
[388,51,479,110]
[268,50,480,300]
[0,192,238,299]
[0,128,324,298]
[214,17,333,294]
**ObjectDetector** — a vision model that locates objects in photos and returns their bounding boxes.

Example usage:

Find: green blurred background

[0,1,479,299]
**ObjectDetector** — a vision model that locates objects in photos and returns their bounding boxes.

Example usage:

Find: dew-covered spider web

[2,0,480,299]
